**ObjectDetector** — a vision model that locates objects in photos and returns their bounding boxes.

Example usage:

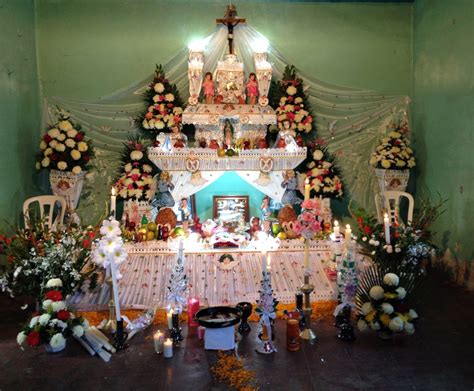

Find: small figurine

[168,124,187,148]
[209,139,219,149]
[257,138,268,149]
[202,72,215,104]
[178,197,192,223]
[152,171,175,209]
[249,216,262,238]
[281,170,302,206]
[223,120,234,149]
[274,120,297,149]
[260,196,272,221]
[246,73,258,105]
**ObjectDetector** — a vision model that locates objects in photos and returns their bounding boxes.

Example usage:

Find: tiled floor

[0,271,473,390]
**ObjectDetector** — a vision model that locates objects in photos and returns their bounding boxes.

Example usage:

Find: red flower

[145,112,153,120]
[26,331,40,346]
[357,217,364,227]
[294,105,301,111]
[363,226,373,235]
[88,231,95,240]
[286,112,295,121]
[82,239,90,248]
[167,103,174,108]
[287,96,294,102]
[84,155,90,162]
[45,290,62,302]
[57,310,70,321]
[50,154,58,161]
[43,134,52,143]
[75,132,84,141]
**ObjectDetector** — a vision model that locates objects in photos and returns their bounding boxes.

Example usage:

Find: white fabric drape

[42,24,410,224]
[169,171,225,200]
[235,171,286,202]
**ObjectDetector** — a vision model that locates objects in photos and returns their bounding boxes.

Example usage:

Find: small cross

[216,4,246,55]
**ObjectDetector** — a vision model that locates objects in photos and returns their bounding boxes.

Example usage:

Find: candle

[110,187,117,219]
[303,239,310,271]
[153,330,164,354]
[187,297,200,327]
[287,318,301,351]
[384,213,391,245]
[333,220,340,238]
[167,308,174,330]
[345,224,352,244]
[266,253,272,271]
[108,255,121,321]
[304,178,310,201]
[261,250,267,271]
[163,338,173,358]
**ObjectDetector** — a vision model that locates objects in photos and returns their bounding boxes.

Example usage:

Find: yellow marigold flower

[365,310,377,323]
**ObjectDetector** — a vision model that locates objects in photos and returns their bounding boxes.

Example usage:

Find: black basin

[196,306,242,329]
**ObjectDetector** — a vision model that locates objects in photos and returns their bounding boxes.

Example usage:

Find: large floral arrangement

[36,114,94,174]
[271,65,314,135]
[138,65,184,136]
[0,222,98,301]
[114,136,157,201]
[293,199,323,239]
[16,278,88,349]
[303,139,344,199]
[370,120,415,170]
[356,272,418,336]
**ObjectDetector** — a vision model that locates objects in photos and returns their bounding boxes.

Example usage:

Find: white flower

[389,317,404,332]
[72,166,82,175]
[57,133,66,142]
[370,321,381,331]
[312,150,324,160]
[394,246,401,253]
[408,309,418,320]
[41,157,50,168]
[385,245,393,254]
[39,140,47,150]
[49,333,66,349]
[82,318,90,329]
[357,319,368,331]
[404,322,415,334]
[154,83,165,93]
[46,278,63,288]
[130,150,144,161]
[93,248,107,266]
[77,141,88,152]
[51,301,66,312]
[39,313,51,326]
[57,161,68,171]
[17,331,27,345]
[369,285,385,300]
[165,93,174,102]
[55,143,66,152]
[58,121,73,131]
[124,163,132,172]
[381,303,394,314]
[152,95,160,103]
[368,239,375,245]
[99,236,122,255]
[49,319,67,330]
[286,86,297,96]
[361,302,373,315]
[67,129,78,138]
[362,237,367,242]
[65,138,76,148]
[100,219,121,237]
[383,273,399,287]
[42,299,53,310]
[29,316,39,328]
[72,325,85,338]
[48,128,60,138]
[111,247,127,264]
[396,287,407,299]
[374,240,380,246]
[71,149,81,160]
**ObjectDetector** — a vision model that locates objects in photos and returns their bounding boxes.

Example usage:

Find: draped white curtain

[42,24,410,224]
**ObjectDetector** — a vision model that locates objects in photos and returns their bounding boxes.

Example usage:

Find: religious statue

[223,119,234,149]
[168,124,188,148]
[260,196,272,221]
[281,170,302,206]
[246,73,258,105]
[152,171,175,210]
[202,72,215,104]
[249,216,262,238]
[274,119,297,149]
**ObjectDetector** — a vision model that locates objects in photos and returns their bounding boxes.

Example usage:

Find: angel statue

[281,170,302,206]
[151,171,175,211]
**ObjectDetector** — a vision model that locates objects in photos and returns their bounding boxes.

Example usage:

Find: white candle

[303,239,309,271]
[304,178,310,201]
[333,220,340,238]
[384,213,391,245]
[261,250,267,271]
[345,224,352,244]
[266,253,271,271]
[167,309,174,330]
[163,338,173,358]
[108,254,121,321]
[153,330,164,354]
[110,187,117,219]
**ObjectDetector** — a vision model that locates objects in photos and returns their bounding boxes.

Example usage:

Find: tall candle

[167,308,174,330]
[304,178,310,201]
[266,253,272,271]
[303,239,310,271]
[333,220,340,238]
[384,213,391,245]
[108,254,121,321]
[110,187,117,219]
[153,330,164,354]
[345,224,352,244]
[261,250,267,271]
[163,338,173,358]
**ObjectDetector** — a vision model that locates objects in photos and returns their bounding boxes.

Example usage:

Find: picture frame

[213,195,249,227]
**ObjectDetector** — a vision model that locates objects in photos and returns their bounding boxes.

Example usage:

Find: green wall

[0,0,41,227]
[413,0,473,272]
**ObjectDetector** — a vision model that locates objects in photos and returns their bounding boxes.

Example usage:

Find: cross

[216,4,246,55]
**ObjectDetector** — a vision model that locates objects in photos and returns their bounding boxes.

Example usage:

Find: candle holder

[236,302,252,335]
[99,278,116,334]
[299,274,316,342]
[170,313,183,343]
[112,319,128,350]
[295,292,306,331]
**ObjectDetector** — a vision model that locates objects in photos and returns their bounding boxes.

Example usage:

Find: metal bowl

[196,306,242,329]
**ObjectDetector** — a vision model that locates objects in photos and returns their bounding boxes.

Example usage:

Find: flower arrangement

[370,120,415,170]
[303,139,344,199]
[0,222,98,301]
[271,65,313,135]
[114,136,157,201]
[293,199,323,239]
[138,65,185,136]
[356,271,418,336]
[17,277,88,350]
[36,114,94,174]
[92,218,127,272]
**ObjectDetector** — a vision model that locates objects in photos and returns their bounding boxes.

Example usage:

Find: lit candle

[345,224,352,244]
[167,308,174,330]
[153,330,164,354]
[304,178,310,201]
[110,187,117,219]
[163,338,173,358]
[187,297,200,327]
[384,213,391,245]
[333,220,340,238]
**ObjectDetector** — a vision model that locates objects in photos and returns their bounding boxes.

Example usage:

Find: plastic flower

[41,157,50,167]
[313,150,323,160]
[57,161,68,170]
[165,93,175,102]
[389,316,404,332]
[72,166,82,175]
[383,273,399,287]
[67,129,78,138]
[77,141,88,152]
[48,128,60,138]
[369,285,385,300]
[286,86,297,96]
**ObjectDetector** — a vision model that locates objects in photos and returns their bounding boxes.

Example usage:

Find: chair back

[375,190,414,226]
[23,195,67,230]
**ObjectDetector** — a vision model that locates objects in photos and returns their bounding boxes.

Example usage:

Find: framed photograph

[213,195,249,227]
[173,194,197,224]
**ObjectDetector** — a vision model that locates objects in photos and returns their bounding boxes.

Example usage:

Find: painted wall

[413,0,473,283]
[0,0,41,227]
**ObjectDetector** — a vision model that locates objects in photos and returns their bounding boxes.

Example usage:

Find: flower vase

[374,168,409,193]
[45,339,66,353]
[49,169,86,211]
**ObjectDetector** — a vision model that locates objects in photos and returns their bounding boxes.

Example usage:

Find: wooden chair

[23,195,67,230]
[375,190,414,226]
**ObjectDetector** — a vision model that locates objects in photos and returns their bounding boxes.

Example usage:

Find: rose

[49,333,65,349]
[57,161,68,170]
[26,331,40,346]
[72,166,82,175]
[70,149,81,160]
[369,285,385,300]
[17,331,27,346]
[56,309,70,321]
[45,290,63,302]
[75,132,84,141]
[383,273,399,287]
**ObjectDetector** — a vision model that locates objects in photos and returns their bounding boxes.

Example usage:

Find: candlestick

[167,309,174,330]
[383,213,391,245]
[110,187,117,219]
[333,220,340,238]
[153,330,164,354]
[304,178,310,201]
[163,338,173,358]
[345,224,352,244]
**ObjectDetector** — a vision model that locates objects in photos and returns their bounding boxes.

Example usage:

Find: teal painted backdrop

[413,0,474,274]
[0,0,41,228]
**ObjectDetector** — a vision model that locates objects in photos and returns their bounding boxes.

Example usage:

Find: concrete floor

[0,271,473,391]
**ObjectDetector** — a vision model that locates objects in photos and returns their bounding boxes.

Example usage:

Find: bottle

[141,214,148,227]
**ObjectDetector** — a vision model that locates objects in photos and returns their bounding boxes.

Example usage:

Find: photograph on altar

[0,1,472,390]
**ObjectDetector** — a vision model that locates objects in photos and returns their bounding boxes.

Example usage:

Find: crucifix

[216,4,246,55]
